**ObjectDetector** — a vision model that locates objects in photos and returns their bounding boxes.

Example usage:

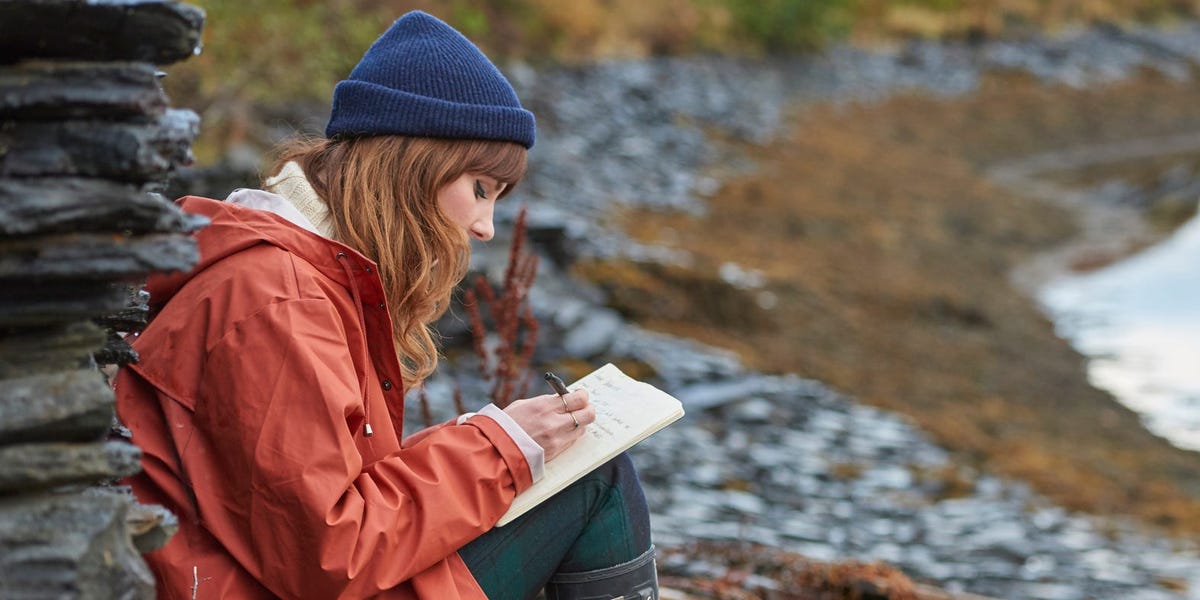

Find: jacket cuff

[463,404,544,485]
[462,410,537,493]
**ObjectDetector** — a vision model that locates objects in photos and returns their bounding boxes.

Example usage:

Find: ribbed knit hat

[325,11,535,148]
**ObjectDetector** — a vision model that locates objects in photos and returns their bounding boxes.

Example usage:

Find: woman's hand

[502,389,595,462]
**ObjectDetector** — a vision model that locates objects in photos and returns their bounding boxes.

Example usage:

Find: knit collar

[263,161,336,239]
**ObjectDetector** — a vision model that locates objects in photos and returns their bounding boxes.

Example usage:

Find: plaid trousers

[458,452,652,600]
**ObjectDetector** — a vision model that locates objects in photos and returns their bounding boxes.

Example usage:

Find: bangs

[456,139,528,198]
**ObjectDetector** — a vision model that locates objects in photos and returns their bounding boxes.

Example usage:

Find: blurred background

[161,1,1200,597]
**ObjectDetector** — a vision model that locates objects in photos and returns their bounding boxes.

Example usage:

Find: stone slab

[0,109,199,182]
[0,369,114,445]
[0,321,106,379]
[0,281,127,327]
[0,0,203,65]
[93,331,139,367]
[120,497,178,554]
[93,284,151,332]
[0,441,141,493]
[0,490,155,598]
[0,178,207,236]
[0,61,166,120]
[0,232,198,281]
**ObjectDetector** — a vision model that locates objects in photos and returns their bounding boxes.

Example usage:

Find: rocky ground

[420,22,1200,600]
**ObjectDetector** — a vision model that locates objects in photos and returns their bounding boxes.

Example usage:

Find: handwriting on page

[494,363,684,526]
[581,389,624,439]
[575,366,642,440]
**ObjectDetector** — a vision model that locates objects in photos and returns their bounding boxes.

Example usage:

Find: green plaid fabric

[459,453,652,600]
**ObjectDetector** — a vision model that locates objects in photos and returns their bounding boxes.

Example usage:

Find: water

[1041,211,1200,451]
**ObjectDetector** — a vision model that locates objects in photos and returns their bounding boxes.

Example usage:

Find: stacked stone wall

[0,1,205,597]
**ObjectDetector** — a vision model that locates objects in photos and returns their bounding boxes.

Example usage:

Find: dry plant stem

[464,287,489,370]
[500,210,528,301]
[516,304,539,398]
[497,220,539,401]
[499,253,538,402]
[460,206,541,409]
[453,386,466,416]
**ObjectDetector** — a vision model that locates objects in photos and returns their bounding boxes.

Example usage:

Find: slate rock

[0,490,155,599]
[0,280,127,327]
[562,308,623,358]
[121,497,177,555]
[0,232,198,281]
[0,369,114,445]
[93,284,152,332]
[0,61,166,120]
[675,375,774,413]
[0,177,207,237]
[0,321,106,379]
[93,330,139,366]
[0,109,199,182]
[0,441,141,493]
[0,0,204,66]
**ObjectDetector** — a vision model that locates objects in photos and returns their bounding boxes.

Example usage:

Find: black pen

[545,372,580,428]
[544,372,569,396]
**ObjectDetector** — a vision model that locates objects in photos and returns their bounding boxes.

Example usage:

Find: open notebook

[495,363,685,527]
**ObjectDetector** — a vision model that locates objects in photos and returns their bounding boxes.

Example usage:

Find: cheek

[437,188,474,229]
[450,198,477,229]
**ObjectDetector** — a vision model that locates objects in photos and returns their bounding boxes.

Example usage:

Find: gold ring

[569,411,580,429]
[560,395,570,412]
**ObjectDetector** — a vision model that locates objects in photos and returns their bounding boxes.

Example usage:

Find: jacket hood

[146,195,371,313]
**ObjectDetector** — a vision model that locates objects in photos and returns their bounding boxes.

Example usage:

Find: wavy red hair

[269,135,527,387]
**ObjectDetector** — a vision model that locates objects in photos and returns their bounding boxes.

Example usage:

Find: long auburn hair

[269,135,527,387]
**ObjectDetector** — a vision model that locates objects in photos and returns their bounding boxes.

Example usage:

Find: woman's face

[437,172,505,242]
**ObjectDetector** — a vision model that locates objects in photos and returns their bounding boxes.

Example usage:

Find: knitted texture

[326,11,535,148]
[264,161,336,239]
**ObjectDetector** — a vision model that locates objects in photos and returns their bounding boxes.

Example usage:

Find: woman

[116,11,658,600]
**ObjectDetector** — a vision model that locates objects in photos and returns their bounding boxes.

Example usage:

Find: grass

[576,69,1200,536]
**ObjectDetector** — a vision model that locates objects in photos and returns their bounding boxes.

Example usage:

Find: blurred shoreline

[993,133,1200,453]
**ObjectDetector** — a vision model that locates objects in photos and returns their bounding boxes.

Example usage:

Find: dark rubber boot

[543,546,659,600]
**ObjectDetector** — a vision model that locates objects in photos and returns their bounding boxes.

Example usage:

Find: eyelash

[474,181,487,199]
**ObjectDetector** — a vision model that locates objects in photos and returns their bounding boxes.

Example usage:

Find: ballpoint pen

[544,372,579,428]
[544,371,569,396]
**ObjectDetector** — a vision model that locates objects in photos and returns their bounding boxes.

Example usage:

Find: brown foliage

[463,205,540,408]
[418,206,540,425]
[660,541,918,600]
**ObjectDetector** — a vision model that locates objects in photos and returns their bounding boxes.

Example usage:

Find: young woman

[116,11,658,600]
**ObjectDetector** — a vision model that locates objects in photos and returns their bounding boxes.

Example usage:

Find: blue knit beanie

[325,11,535,148]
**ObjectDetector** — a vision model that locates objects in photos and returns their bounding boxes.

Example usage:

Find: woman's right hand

[502,389,595,462]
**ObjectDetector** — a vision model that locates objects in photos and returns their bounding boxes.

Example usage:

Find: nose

[470,204,494,241]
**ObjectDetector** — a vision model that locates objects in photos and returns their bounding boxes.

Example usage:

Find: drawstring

[336,251,374,437]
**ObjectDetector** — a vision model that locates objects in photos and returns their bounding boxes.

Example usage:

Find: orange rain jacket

[116,196,533,599]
